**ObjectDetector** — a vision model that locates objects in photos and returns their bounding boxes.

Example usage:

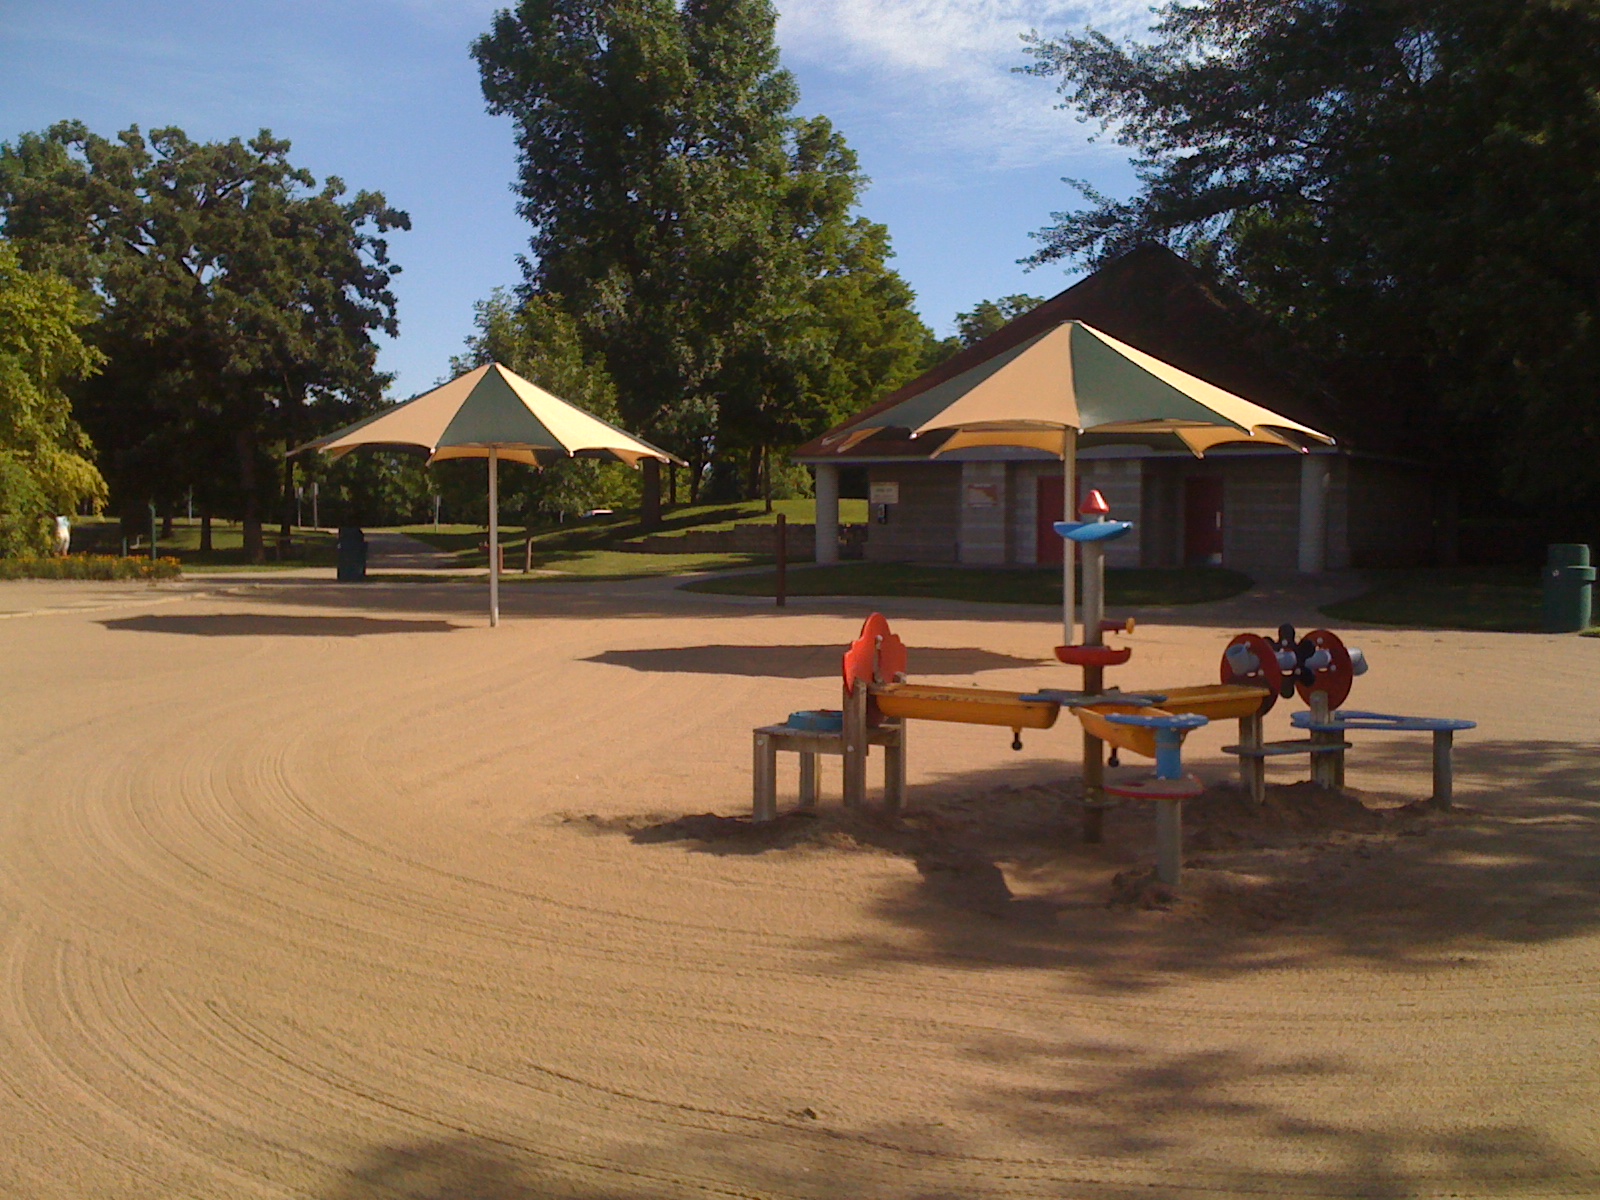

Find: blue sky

[1,0,1152,399]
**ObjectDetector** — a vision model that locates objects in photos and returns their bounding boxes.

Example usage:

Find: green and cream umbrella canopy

[817,321,1335,641]
[298,362,681,626]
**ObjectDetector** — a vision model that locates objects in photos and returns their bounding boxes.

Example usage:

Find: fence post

[775,513,787,607]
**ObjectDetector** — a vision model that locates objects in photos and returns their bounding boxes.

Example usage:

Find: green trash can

[336,526,367,582]
[1542,543,1594,632]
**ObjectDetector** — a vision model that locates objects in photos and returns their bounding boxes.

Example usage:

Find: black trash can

[336,526,367,582]
[1542,543,1594,632]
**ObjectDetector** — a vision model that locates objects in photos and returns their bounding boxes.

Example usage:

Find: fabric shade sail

[296,362,682,627]
[816,321,1335,642]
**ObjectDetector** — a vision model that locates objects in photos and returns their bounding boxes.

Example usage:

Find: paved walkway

[363,530,470,574]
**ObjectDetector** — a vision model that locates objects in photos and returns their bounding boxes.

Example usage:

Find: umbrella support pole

[1061,429,1076,646]
[489,447,500,627]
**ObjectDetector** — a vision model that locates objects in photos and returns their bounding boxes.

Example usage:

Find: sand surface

[3,574,1597,1198]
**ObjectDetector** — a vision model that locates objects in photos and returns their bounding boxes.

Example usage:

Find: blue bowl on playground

[786,709,844,733]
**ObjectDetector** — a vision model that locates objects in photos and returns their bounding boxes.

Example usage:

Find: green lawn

[63,516,337,570]
[1320,567,1544,632]
[682,562,1253,606]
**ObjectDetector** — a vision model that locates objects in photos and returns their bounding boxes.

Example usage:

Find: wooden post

[1081,537,1107,843]
[1309,690,1334,788]
[884,723,905,815]
[1155,800,1183,886]
[1432,729,1454,808]
[842,683,868,809]
[798,752,818,810]
[1082,662,1106,843]
[1240,711,1266,803]
[775,513,787,607]
[752,731,777,822]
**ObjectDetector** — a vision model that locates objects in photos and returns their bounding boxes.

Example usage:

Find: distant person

[54,515,71,556]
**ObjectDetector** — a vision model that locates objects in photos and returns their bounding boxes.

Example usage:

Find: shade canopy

[821,321,1333,458]
[296,362,681,628]
[815,320,1334,646]
[300,362,683,469]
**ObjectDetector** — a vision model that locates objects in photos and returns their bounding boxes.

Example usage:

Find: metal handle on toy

[1225,643,1259,675]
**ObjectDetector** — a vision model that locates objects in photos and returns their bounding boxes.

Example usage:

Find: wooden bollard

[775,513,787,608]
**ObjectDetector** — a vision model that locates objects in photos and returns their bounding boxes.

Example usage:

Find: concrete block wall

[958,461,1010,565]
[1011,461,1049,564]
[1221,455,1301,569]
[1075,458,1143,568]
[864,463,961,562]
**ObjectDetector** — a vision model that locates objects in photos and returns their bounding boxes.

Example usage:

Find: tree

[0,123,408,560]
[1023,0,1600,527]
[954,294,1044,348]
[0,240,106,554]
[474,0,935,508]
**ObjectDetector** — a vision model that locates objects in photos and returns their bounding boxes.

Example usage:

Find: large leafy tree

[0,123,408,560]
[1024,0,1600,527]
[0,241,106,555]
[474,0,933,509]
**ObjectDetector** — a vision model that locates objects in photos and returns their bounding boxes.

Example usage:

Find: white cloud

[776,0,1155,168]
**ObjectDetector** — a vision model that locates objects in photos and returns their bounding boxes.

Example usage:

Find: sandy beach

[3,572,1597,1198]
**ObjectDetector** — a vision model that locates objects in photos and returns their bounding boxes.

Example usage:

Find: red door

[1036,475,1065,565]
[1184,477,1225,565]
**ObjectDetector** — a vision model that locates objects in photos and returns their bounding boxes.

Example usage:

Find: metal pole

[312,481,319,530]
[488,448,500,628]
[149,503,157,562]
[1061,427,1077,646]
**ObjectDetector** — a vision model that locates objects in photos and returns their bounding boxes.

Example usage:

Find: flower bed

[0,555,182,581]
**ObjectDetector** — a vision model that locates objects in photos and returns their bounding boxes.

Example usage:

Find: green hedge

[0,554,182,581]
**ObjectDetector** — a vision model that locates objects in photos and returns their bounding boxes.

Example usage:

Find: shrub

[0,554,181,580]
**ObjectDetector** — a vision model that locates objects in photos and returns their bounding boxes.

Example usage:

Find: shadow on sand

[593,735,1600,994]
[100,613,462,637]
[584,643,1047,678]
[319,1084,1591,1198]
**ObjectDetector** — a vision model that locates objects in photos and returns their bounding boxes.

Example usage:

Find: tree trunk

[640,457,661,531]
[279,451,294,556]
[200,512,213,554]
[161,507,174,538]
[762,446,772,514]
[688,455,704,504]
[745,445,762,502]
[237,430,265,564]
[668,462,677,507]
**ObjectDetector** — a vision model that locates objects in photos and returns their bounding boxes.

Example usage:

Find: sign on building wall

[869,482,900,505]
[964,483,999,508]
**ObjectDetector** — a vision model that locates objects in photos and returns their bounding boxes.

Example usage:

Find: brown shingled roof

[793,243,1350,460]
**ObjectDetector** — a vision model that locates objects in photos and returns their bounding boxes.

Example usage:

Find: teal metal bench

[1289,710,1476,807]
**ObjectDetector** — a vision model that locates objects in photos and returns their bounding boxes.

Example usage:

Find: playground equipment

[1103,711,1208,885]
[751,613,1063,820]
[1217,623,1365,801]
[1288,710,1476,807]
[1218,623,1475,804]
[1051,490,1268,840]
